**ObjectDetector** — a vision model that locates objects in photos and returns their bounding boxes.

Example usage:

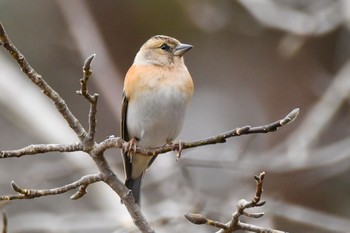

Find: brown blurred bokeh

[0,0,349,232]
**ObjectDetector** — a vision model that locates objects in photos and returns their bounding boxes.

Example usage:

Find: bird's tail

[125,175,143,205]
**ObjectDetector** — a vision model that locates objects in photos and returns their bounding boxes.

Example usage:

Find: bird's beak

[173,43,193,56]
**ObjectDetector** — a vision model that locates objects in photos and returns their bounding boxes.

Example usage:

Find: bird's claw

[168,140,184,161]
[126,138,137,162]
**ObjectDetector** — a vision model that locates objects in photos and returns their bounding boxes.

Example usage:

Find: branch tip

[10,181,23,194]
[256,200,266,206]
[282,108,300,125]
[184,213,208,225]
[243,211,264,218]
[70,185,88,200]
[256,171,265,181]
[83,54,96,70]
[254,175,259,181]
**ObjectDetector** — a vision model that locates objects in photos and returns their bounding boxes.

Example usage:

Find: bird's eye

[160,43,171,52]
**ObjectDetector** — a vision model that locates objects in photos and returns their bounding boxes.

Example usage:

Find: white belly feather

[127,86,189,148]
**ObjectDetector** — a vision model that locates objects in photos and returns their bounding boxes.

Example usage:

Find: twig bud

[184,213,208,225]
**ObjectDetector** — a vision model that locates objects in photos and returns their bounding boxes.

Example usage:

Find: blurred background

[0,0,349,232]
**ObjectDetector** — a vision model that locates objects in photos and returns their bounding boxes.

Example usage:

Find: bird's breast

[125,65,193,148]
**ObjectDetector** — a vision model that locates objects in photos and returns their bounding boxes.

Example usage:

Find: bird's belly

[127,88,189,148]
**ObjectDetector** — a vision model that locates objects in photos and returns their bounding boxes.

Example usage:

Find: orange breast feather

[124,64,194,102]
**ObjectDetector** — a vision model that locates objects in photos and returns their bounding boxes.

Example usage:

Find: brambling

[121,35,194,205]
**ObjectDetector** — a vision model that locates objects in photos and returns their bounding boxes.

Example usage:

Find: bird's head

[134,35,192,66]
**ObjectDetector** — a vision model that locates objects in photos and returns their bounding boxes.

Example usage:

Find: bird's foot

[126,138,138,162]
[167,140,184,161]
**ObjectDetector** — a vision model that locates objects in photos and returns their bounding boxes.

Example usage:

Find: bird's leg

[127,137,138,162]
[176,140,184,160]
[167,140,184,161]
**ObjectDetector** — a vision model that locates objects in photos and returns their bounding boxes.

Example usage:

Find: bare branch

[0,174,103,201]
[0,106,298,160]
[90,153,155,233]
[93,108,299,157]
[236,222,286,233]
[144,108,298,156]
[55,0,124,119]
[186,172,288,233]
[242,212,264,218]
[76,54,99,147]
[77,54,98,103]
[184,213,208,225]
[185,213,229,229]
[0,21,299,233]
[0,21,155,232]
[0,22,87,141]
[0,142,83,158]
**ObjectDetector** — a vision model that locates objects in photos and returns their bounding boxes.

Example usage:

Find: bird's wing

[121,91,132,180]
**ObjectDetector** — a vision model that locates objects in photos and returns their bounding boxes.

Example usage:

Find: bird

[121,35,194,205]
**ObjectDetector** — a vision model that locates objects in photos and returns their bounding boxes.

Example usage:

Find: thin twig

[76,54,99,148]
[55,0,124,119]
[93,108,299,157]
[0,142,83,158]
[0,106,298,159]
[0,174,103,201]
[90,152,156,233]
[142,108,298,156]
[77,54,98,103]
[186,172,287,233]
[185,213,229,229]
